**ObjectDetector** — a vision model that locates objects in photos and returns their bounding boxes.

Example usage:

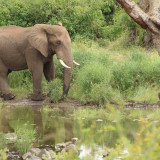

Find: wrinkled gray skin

[0,24,73,101]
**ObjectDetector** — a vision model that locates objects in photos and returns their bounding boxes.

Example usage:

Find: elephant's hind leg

[0,59,15,100]
[43,59,55,82]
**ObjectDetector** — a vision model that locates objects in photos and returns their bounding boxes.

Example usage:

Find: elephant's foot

[3,93,15,100]
[31,93,45,101]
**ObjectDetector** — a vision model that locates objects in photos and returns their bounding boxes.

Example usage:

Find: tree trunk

[116,0,160,55]
[138,0,153,48]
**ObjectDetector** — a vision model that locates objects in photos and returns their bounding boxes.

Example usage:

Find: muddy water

[0,105,159,159]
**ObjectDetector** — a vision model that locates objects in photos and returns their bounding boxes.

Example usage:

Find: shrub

[89,83,121,105]
[105,9,146,46]
[0,133,7,149]
[76,62,111,93]
[0,0,117,40]
[8,70,32,88]
[47,78,63,102]
[112,51,160,95]
[71,61,121,105]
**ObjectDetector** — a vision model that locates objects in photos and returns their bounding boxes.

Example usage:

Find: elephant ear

[28,24,48,57]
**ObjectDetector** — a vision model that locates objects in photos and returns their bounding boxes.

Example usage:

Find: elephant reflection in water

[0,106,74,146]
[32,106,74,145]
[0,107,14,133]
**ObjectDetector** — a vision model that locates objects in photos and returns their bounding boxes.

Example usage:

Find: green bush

[105,9,146,46]
[47,78,63,102]
[71,61,122,105]
[0,133,7,150]
[112,51,160,95]
[70,47,160,105]
[0,148,7,160]
[0,0,117,40]
[76,62,111,93]
[8,70,32,88]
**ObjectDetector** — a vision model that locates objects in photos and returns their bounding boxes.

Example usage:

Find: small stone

[96,119,103,122]
[22,152,32,160]
[5,133,17,143]
[71,138,79,144]
[103,152,110,158]
[30,148,41,156]
[65,141,72,146]
[11,151,16,154]
[153,120,159,123]
[65,144,80,155]
[48,150,56,159]
[133,119,141,122]
[55,146,61,152]
[38,149,52,160]
[56,142,66,148]
[23,155,41,160]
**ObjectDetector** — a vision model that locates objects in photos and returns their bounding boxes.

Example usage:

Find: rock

[102,152,110,158]
[30,148,41,156]
[22,152,32,160]
[31,155,42,160]
[38,149,52,160]
[55,145,62,152]
[5,133,17,143]
[56,142,66,148]
[55,142,67,152]
[65,144,80,155]
[48,150,56,159]
[23,154,41,160]
[65,141,72,146]
[71,137,79,144]
[96,119,103,122]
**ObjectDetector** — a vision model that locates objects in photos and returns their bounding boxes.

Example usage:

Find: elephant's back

[0,25,24,31]
[0,25,28,36]
[0,26,28,71]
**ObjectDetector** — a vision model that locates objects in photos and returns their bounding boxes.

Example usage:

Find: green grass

[46,78,63,103]
[14,127,36,154]
[69,41,160,105]
[0,133,7,150]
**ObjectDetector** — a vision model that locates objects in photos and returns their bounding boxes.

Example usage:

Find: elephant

[0,23,79,101]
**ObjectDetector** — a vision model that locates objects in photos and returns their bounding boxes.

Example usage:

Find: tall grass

[69,42,160,105]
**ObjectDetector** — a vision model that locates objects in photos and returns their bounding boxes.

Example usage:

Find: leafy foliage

[0,0,117,40]
[69,43,160,105]
[46,78,63,103]
[105,9,147,46]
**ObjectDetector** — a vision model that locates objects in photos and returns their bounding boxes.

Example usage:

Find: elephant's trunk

[63,60,73,96]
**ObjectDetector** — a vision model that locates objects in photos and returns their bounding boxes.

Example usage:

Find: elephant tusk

[73,60,80,66]
[59,59,71,69]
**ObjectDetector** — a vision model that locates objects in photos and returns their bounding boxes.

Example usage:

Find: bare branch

[116,0,160,34]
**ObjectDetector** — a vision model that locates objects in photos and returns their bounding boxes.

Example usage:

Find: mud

[125,101,160,109]
[1,98,160,109]
[0,98,81,108]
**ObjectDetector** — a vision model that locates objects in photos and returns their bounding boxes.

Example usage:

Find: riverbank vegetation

[0,0,159,106]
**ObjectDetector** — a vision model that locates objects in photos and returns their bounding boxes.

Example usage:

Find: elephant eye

[56,40,61,45]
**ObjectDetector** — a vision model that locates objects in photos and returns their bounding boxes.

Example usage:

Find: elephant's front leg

[31,65,44,101]
[26,51,44,101]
